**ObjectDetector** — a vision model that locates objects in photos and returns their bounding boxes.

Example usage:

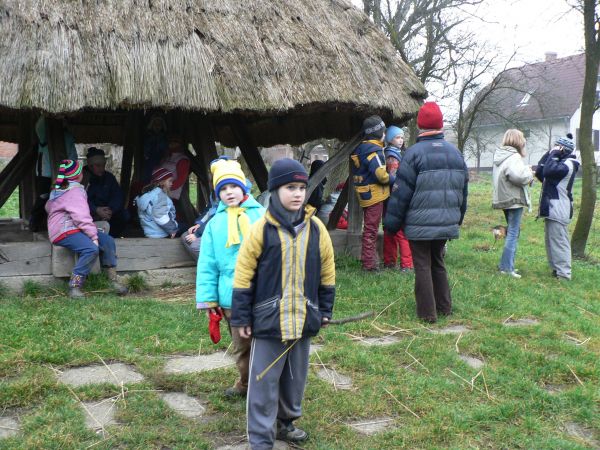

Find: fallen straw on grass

[384,387,420,418]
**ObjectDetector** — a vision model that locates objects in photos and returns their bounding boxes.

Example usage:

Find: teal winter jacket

[196,195,265,310]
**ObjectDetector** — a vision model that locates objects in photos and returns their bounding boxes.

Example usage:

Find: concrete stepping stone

[58,363,144,387]
[309,344,323,355]
[160,392,206,419]
[542,384,569,395]
[81,398,118,432]
[316,367,352,390]
[459,355,485,370]
[430,325,470,335]
[503,318,540,327]
[359,336,401,346]
[0,415,20,439]
[348,417,395,435]
[164,352,235,374]
[565,422,600,448]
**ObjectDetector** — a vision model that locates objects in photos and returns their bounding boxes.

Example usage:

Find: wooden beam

[120,111,142,207]
[187,113,219,211]
[46,117,67,181]
[231,116,268,192]
[347,158,362,234]
[17,112,35,219]
[177,181,198,226]
[0,142,37,210]
[326,177,349,230]
[131,115,145,183]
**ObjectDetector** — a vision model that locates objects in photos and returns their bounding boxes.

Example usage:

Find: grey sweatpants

[246,337,311,450]
[544,219,572,280]
[180,231,200,261]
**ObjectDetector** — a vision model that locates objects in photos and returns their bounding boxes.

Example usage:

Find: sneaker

[276,421,308,443]
[69,287,85,298]
[500,270,521,279]
[224,387,246,398]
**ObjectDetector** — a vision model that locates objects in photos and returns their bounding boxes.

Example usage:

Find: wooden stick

[256,339,299,381]
[455,333,463,353]
[567,365,584,386]
[329,311,375,325]
[446,368,498,403]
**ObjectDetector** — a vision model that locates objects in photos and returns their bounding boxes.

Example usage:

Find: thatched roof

[0,0,426,146]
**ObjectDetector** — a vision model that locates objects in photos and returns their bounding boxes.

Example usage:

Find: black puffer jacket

[383,133,469,240]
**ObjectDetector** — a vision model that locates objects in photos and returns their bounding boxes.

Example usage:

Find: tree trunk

[571,0,599,258]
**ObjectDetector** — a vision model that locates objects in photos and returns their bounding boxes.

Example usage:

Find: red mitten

[208,309,223,344]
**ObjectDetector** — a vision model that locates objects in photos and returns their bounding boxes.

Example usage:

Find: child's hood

[136,187,159,211]
[48,182,83,202]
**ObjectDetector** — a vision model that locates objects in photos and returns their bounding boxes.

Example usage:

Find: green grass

[0,187,19,218]
[1,176,599,449]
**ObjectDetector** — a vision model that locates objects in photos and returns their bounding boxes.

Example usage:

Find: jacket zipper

[292,235,297,337]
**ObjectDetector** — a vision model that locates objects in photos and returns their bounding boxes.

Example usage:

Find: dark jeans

[409,239,451,321]
[56,231,117,277]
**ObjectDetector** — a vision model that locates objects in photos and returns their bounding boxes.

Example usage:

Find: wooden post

[121,111,142,207]
[187,113,219,210]
[0,141,37,210]
[17,112,35,219]
[131,114,145,183]
[347,159,362,234]
[177,180,198,225]
[231,116,268,192]
[45,117,68,181]
[326,178,349,230]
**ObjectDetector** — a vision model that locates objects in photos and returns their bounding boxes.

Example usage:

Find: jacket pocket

[252,296,280,336]
[304,298,322,334]
[356,185,372,202]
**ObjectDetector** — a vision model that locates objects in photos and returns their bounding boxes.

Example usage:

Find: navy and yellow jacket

[351,140,390,207]
[231,206,336,341]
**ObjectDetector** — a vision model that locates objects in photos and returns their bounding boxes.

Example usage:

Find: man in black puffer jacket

[384,102,469,323]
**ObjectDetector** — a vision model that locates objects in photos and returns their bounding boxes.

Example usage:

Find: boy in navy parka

[231,158,335,449]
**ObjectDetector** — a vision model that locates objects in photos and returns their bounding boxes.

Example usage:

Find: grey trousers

[180,231,200,261]
[544,219,572,279]
[246,337,311,450]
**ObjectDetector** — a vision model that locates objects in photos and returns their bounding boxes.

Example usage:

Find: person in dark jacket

[231,158,335,449]
[351,115,390,271]
[534,136,579,280]
[384,102,469,323]
[85,147,130,238]
[307,159,327,213]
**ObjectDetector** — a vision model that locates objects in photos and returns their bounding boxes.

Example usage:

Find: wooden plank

[46,117,67,181]
[347,159,362,234]
[120,112,141,207]
[187,113,219,211]
[177,181,198,226]
[52,238,196,276]
[231,116,268,192]
[0,241,53,276]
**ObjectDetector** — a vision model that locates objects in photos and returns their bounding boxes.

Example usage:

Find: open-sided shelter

[0,0,426,287]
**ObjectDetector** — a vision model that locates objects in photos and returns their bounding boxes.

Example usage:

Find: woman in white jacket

[492,129,534,278]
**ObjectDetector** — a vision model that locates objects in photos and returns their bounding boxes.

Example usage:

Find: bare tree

[362,0,483,143]
[569,0,599,258]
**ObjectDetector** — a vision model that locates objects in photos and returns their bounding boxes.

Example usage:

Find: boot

[104,267,128,296]
[276,420,308,443]
[68,274,86,299]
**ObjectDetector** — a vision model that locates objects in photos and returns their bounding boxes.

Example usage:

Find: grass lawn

[1,176,599,449]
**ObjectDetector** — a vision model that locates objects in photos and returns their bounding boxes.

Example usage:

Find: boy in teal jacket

[196,159,265,397]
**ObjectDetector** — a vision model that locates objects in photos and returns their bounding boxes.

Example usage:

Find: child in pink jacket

[46,160,127,298]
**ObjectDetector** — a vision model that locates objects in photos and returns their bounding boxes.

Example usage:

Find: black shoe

[276,421,308,443]
[420,316,437,324]
[224,387,246,398]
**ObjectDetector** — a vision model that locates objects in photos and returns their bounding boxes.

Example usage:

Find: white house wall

[569,106,600,166]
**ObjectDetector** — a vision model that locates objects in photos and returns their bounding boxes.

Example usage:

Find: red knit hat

[151,167,173,183]
[417,102,444,130]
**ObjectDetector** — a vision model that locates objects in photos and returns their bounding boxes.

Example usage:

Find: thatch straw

[0,0,425,122]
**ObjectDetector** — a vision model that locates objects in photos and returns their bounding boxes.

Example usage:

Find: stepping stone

[503,318,540,327]
[565,422,600,447]
[58,363,144,387]
[0,415,20,439]
[348,417,394,435]
[81,398,118,432]
[459,355,485,370]
[316,368,352,390]
[216,441,289,450]
[164,352,235,374]
[160,392,206,419]
[430,325,470,335]
[359,336,401,346]
[309,344,323,355]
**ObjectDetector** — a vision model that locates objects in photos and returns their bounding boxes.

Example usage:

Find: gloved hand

[208,309,224,344]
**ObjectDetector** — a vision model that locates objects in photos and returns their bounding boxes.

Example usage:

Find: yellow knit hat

[211,159,248,194]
